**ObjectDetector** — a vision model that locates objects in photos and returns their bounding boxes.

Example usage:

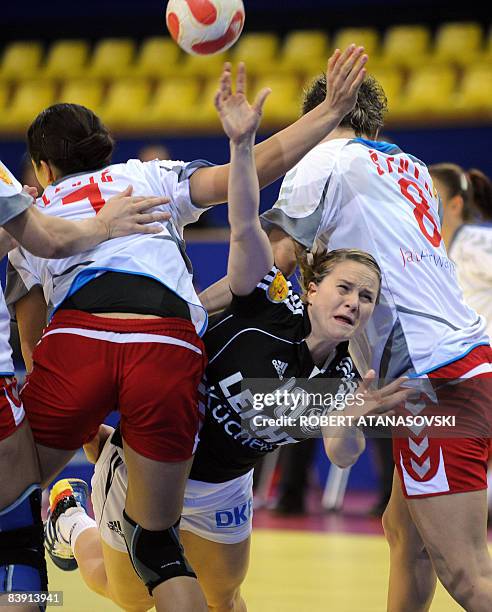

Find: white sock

[57,508,97,550]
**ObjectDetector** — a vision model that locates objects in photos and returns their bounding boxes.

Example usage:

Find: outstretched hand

[348,370,412,420]
[215,62,271,145]
[322,44,368,120]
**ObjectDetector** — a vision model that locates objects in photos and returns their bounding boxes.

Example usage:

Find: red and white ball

[166,0,245,55]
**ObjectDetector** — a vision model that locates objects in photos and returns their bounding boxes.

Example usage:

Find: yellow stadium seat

[42,40,89,79]
[181,79,222,132]
[0,80,55,132]
[369,67,404,115]
[134,79,201,131]
[180,52,227,79]
[0,82,10,111]
[380,25,431,69]
[58,79,104,111]
[231,33,280,76]
[0,41,43,81]
[253,75,301,128]
[333,28,380,58]
[395,65,457,117]
[433,22,483,66]
[454,64,492,112]
[476,26,492,63]
[132,37,182,78]
[87,38,135,79]
[100,79,151,128]
[277,30,329,75]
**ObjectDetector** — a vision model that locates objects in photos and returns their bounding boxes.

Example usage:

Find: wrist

[94,215,111,240]
[230,135,255,150]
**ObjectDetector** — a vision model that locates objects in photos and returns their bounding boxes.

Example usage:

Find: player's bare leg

[382,471,436,612]
[181,531,250,612]
[407,488,492,611]
[123,442,208,612]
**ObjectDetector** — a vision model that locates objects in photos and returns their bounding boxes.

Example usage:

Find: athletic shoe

[44,478,89,571]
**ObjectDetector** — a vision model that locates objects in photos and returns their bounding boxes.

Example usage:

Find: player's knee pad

[0,484,48,594]
[122,510,196,594]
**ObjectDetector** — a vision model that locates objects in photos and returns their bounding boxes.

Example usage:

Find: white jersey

[7,159,211,335]
[448,223,492,338]
[0,161,33,374]
[262,138,488,378]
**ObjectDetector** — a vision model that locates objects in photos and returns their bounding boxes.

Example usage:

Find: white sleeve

[5,248,42,315]
[0,161,32,225]
[140,158,214,235]
[261,146,340,249]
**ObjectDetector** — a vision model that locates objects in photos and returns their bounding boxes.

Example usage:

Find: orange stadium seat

[432,22,483,67]
[380,25,431,69]
[332,28,380,58]
[0,41,43,81]
[277,30,329,76]
[87,38,135,79]
[42,40,90,79]
[57,79,104,112]
[99,78,151,129]
[231,32,280,76]
[0,80,55,132]
[132,37,182,79]
[394,65,457,118]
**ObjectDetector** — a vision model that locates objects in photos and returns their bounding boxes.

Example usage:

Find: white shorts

[91,435,254,551]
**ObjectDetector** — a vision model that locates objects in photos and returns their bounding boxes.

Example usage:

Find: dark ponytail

[429,163,474,222]
[468,169,492,221]
[27,103,114,177]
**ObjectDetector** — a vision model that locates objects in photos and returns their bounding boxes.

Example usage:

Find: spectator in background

[138,143,171,163]
[429,164,492,335]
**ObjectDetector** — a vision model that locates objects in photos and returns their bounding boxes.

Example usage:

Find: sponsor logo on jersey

[0,165,13,185]
[272,359,288,379]
[267,271,289,303]
[215,499,253,528]
[107,520,124,537]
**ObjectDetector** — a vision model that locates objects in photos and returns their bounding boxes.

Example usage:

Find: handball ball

[166,0,245,55]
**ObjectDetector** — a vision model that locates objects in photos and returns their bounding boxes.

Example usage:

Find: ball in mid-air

[166,0,245,55]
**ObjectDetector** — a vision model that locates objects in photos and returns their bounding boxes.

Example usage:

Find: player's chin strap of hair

[0,484,48,610]
[121,510,197,594]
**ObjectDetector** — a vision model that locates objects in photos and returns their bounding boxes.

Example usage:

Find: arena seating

[0,21,490,134]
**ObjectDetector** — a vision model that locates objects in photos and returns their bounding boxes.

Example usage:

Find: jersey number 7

[61,177,105,213]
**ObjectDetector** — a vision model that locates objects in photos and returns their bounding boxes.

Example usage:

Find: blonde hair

[296,247,382,304]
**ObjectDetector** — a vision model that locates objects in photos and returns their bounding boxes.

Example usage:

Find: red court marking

[192,9,244,55]
[185,0,217,25]
[166,12,180,42]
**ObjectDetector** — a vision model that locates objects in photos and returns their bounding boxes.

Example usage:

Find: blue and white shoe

[44,479,89,571]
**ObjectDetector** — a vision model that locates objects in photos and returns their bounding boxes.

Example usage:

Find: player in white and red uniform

[0,160,169,608]
[13,48,369,611]
[261,74,492,611]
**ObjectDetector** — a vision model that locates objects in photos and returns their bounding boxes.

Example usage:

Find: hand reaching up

[215,62,271,145]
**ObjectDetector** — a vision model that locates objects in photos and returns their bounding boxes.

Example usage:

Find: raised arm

[4,187,171,259]
[215,63,273,295]
[189,44,367,207]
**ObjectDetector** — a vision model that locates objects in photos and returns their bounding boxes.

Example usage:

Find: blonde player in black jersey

[10,58,411,611]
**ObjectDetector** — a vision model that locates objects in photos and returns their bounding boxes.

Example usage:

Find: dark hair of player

[429,163,492,222]
[27,103,114,176]
[296,246,382,304]
[302,74,387,140]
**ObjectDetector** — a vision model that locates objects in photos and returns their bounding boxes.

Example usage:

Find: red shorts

[21,310,207,462]
[0,377,24,442]
[394,344,492,498]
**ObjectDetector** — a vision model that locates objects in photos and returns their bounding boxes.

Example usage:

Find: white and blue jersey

[262,138,489,378]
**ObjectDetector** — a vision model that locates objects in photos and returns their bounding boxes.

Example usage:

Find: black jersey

[190,266,358,483]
